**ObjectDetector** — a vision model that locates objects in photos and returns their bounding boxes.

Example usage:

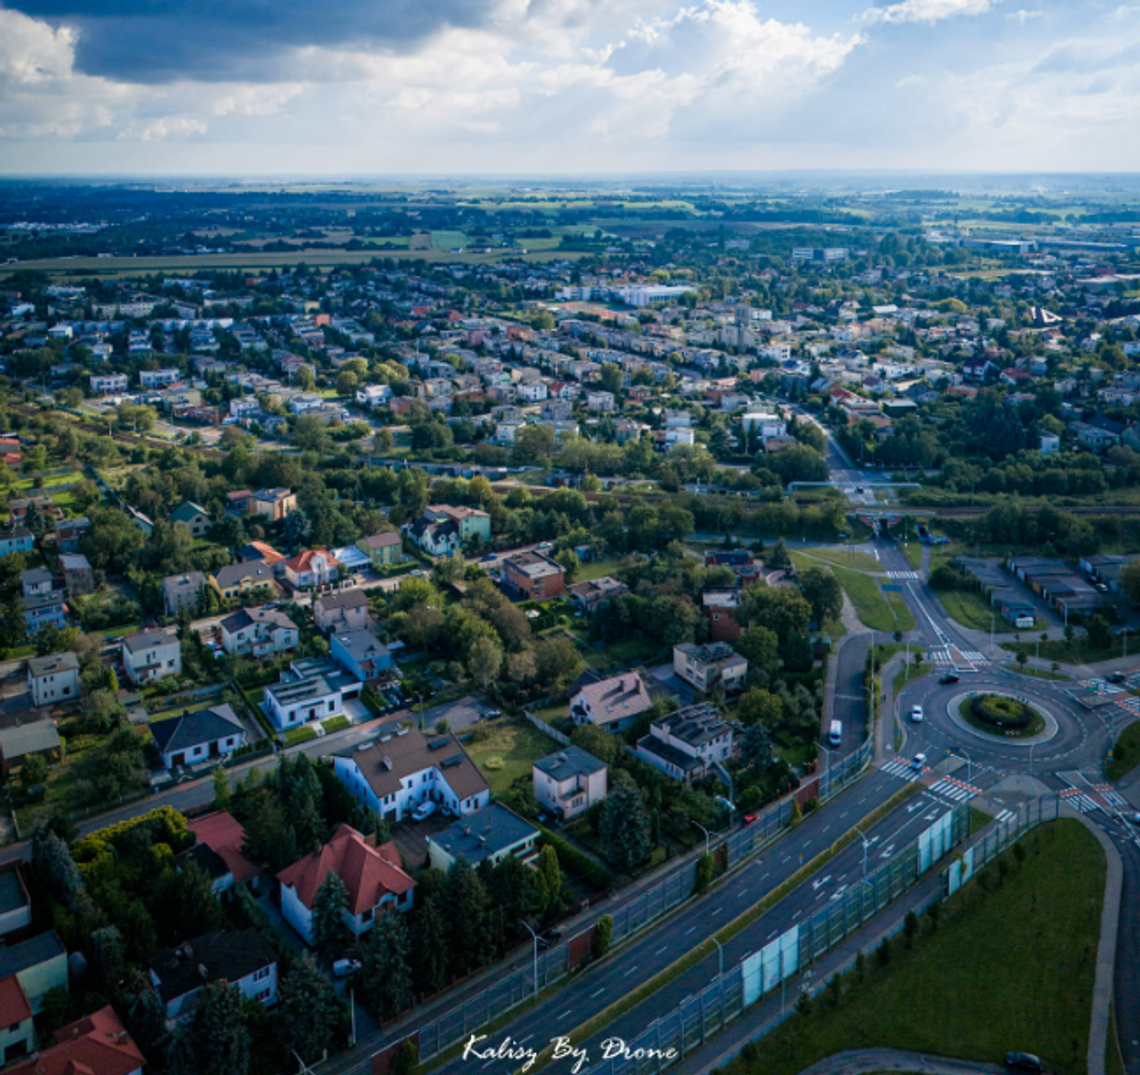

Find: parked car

[1004,1054,1043,1074]
[544,927,562,942]
[481,553,497,562]
[412,800,437,822]
[332,959,361,979]
[482,708,502,720]
[742,813,759,827]
[939,673,960,684]
[536,541,553,550]
[911,704,924,723]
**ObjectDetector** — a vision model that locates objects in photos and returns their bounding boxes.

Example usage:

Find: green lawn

[322,716,350,734]
[832,566,915,633]
[1107,720,1140,782]
[1009,636,1131,666]
[575,557,625,582]
[430,230,469,250]
[585,637,657,671]
[465,719,561,795]
[724,819,1104,1075]
[935,588,1037,634]
[900,542,923,571]
[283,726,317,747]
[893,662,931,699]
[791,548,884,573]
[1006,665,1070,682]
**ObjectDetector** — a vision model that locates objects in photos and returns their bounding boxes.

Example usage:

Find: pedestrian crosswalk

[1094,784,1130,810]
[1059,788,1100,814]
[886,571,920,580]
[1080,678,1125,695]
[994,809,1018,826]
[881,758,924,781]
[929,647,989,665]
[928,776,982,803]
[1119,696,1140,716]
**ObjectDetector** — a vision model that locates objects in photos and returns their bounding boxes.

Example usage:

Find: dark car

[939,672,960,684]
[544,927,562,942]
[481,553,497,562]
[1107,672,1127,684]
[1005,1054,1043,1074]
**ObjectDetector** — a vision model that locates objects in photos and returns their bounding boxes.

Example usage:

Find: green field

[792,548,884,573]
[575,557,625,582]
[935,588,1036,634]
[900,542,923,570]
[584,637,658,671]
[724,819,1104,1075]
[464,718,561,795]
[1009,635,1132,666]
[893,662,931,699]
[832,566,916,633]
[1107,720,1140,782]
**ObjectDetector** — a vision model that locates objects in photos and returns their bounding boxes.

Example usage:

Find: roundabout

[946,690,1058,747]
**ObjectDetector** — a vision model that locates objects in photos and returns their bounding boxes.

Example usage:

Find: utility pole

[519,920,540,1001]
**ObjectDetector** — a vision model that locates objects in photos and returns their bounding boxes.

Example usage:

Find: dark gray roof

[220,607,297,634]
[213,561,275,588]
[22,592,66,612]
[428,803,538,866]
[149,704,245,755]
[27,652,79,677]
[149,930,276,1003]
[0,721,61,759]
[315,589,369,611]
[0,869,29,916]
[162,572,206,596]
[123,628,178,652]
[0,931,65,980]
[533,745,606,782]
[20,568,52,586]
[331,629,388,662]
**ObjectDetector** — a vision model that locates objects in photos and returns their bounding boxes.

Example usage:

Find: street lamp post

[691,820,711,857]
[710,935,724,978]
[519,920,540,1001]
[853,823,870,883]
[990,613,995,658]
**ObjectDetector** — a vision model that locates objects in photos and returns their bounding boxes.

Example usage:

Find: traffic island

[946,691,1058,747]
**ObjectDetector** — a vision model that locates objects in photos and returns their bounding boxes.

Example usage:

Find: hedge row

[73,805,191,865]
[537,826,613,892]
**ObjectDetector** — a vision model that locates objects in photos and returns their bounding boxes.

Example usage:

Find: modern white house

[219,607,299,657]
[672,642,748,693]
[26,652,80,708]
[149,930,278,1021]
[122,629,182,686]
[356,384,393,407]
[283,548,340,589]
[263,658,361,732]
[532,747,608,822]
[333,726,489,823]
[277,824,415,945]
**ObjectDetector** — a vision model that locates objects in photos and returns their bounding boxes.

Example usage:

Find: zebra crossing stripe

[1094,784,1129,809]
[1059,788,1099,814]
[994,810,1016,825]
[929,780,974,802]
[887,571,920,580]
[881,759,921,780]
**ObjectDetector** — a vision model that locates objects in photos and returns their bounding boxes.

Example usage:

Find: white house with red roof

[186,811,260,892]
[277,824,415,945]
[8,1006,145,1075]
[283,548,341,589]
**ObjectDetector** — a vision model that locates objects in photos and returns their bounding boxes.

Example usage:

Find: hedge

[971,694,1033,729]
[537,826,613,891]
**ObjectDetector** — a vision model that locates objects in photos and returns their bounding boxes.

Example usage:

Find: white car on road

[911,705,924,723]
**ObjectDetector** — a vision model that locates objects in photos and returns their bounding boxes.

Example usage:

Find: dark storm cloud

[4,0,503,82]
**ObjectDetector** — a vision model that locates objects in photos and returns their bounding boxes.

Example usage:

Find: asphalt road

[327,771,920,1075]
[1101,814,1140,1075]
[436,776,955,1075]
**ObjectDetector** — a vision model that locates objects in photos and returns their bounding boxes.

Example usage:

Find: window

[329,700,335,712]
[253,967,270,981]
[362,907,374,923]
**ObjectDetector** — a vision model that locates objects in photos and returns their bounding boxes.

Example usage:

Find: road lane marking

[590,987,606,998]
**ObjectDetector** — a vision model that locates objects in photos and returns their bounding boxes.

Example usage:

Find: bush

[970,694,1034,730]
[538,828,612,890]
[595,914,613,958]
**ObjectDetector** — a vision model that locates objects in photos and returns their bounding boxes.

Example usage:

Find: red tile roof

[0,974,31,1027]
[277,824,414,914]
[188,810,259,885]
[9,1005,146,1075]
[284,548,341,573]
[246,540,285,564]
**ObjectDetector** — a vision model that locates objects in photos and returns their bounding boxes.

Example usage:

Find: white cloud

[861,0,999,26]
[1007,9,1044,24]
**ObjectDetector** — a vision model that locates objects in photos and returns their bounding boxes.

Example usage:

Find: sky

[0,0,1138,175]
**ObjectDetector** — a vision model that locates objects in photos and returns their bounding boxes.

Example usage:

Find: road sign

[882,584,902,592]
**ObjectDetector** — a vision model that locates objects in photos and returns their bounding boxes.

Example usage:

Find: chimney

[198,963,209,980]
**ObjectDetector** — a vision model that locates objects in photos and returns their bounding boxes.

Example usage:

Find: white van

[829,720,842,747]
[1014,614,1035,629]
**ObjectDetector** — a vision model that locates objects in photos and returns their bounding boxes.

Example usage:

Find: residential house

[633,702,734,783]
[703,549,761,583]
[225,490,254,514]
[0,975,35,1068]
[181,811,259,894]
[702,588,743,643]
[672,642,748,693]
[27,652,79,708]
[1071,420,1122,453]
[6,1006,145,1075]
[20,568,52,597]
[209,561,277,601]
[356,530,403,567]
[567,576,628,614]
[0,932,68,1013]
[569,673,653,734]
[0,868,32,939]
[9,498,58,527]
[139,367,181,388]
[333,726,489,822]
[162,572,206,616]
[54,516,90,553]
[219,607,299,657]
[90,372,128,394]
[962,356,997,382]
[150,931,277,1020]
[250,487,297,522]
[313,588,369,634]
[409,504,491,555]
[586,390,616,413]
[21,589,67,636]
[263,657,361,732]
[427,803,540,872]
[0,723,62,776]
[169,501,211,537]
[237,540,287,567]
[283,548,340,589]
[149,704,248,770]
[329,630,391,682]
[122,628,182,685]
[532,747,607,822]
[0,527,34,558]
[277,824,416,945]
[501,550,565,601]
[356,384,393,408]
[124,506,154,536]
[59,554,93,596]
